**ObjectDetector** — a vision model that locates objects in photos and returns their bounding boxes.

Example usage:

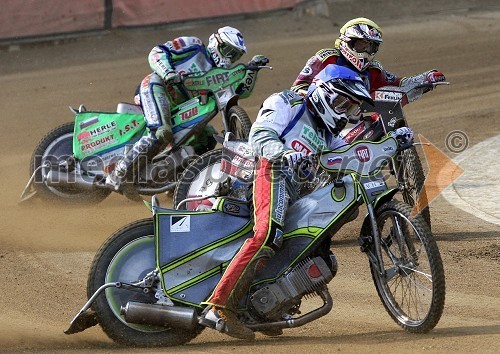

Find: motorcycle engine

[249,255,336,321]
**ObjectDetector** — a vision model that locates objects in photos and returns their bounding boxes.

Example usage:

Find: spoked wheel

[368,201,445,333]
[30,122,111,203]
[88,219,202,346]
[173,149,226,210]
[393,146,431,229]
[227,106,252,138]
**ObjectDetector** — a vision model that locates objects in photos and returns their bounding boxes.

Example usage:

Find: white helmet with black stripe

[207,26,247,68]
[308,64,373,135]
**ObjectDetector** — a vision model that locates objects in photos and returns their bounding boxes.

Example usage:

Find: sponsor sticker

[355,146,371,162]
[374,91,403,102]
[291,139,312,154]
[364,181,385,190]
[388,117,398,127]
[300,65,313,75]
[170,215,191,233]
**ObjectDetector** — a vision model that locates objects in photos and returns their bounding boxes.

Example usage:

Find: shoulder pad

[166,36,203,51]
[316,48,340,62]
[278,89,304,106]
[369,60,384,71]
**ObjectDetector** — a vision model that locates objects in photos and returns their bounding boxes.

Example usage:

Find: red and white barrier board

[0,0,303,41]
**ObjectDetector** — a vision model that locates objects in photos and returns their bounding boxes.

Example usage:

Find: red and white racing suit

[291,48,436,96]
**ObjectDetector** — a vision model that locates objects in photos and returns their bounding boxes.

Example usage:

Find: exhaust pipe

[45,170,97,191]
[120,301,198,330]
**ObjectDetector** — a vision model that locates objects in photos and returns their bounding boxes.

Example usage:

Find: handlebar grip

[397,142,414,151]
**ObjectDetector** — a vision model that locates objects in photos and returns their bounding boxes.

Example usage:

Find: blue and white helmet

[207,26,247,68]
[308,65,373,135]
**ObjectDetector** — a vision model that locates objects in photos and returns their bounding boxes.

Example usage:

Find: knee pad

[264,222,284,252]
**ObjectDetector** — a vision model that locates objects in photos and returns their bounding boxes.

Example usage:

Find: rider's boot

[105,132,163,191]
[201,247,276,340]
[201,305,255,340]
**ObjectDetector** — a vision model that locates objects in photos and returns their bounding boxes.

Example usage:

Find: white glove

[391,127,414,143]
[282,150,306,169]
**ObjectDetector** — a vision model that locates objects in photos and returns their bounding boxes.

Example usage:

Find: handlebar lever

[397,141,415,152]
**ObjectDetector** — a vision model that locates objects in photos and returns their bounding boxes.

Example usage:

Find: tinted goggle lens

[219,43,244,60]
[331,95,361,117]
[352,39,379,55]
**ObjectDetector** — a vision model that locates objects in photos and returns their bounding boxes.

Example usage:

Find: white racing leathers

[249,88,346,225]
[250,89,345,163]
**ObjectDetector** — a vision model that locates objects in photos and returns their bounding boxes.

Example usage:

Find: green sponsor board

[73,112,146,159]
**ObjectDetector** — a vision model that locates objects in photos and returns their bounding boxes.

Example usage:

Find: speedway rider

[106,26,269,190]
[291,18,446,96]
[201,64,414,340]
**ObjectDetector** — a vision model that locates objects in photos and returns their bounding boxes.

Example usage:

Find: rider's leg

[201,158,292,339]
[106,73,173,190]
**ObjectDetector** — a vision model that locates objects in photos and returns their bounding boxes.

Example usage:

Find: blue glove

[282,150,306,169]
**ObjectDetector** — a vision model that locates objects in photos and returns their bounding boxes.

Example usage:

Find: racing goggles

[218,42,244,61]
[351,39,380,55]
[330,94,362,118]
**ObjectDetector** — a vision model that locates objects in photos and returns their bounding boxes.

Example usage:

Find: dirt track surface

[1,1,499,352]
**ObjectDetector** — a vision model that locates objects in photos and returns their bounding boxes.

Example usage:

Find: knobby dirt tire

[393,146,431,229]
[366,200,445,333]
[87,218,202,347]
[227,106,252,139]
[173,149,224,210]
[30,122,111,203]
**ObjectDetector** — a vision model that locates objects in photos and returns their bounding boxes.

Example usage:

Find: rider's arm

[291,49,339,96]
[148,36,205,80]
[249,91,302,161]
[368,61,403,90]
[235,70,259,99]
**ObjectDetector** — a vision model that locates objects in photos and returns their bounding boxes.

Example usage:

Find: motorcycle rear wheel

[30,122,111,203]
[87,218,202,346]
[367,201,445,333]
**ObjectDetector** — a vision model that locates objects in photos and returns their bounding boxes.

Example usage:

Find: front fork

[364,203,385,276]
[220,95,240,134]
[358,188,399,277]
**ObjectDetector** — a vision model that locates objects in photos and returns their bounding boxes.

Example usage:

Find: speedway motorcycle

[64,133,445,346]
[20,63,270,203]
[173,82,448,228]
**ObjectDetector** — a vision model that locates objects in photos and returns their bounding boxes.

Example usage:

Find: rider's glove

[248,55,269,67]
[163,70,180,84]
[282,150,306,169]
[425,70,446,83]
[390,127,414,144]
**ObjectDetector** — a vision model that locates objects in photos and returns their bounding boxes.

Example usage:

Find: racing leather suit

[205,89,345,310]
[107,36,258,189]
[291,48,434,95]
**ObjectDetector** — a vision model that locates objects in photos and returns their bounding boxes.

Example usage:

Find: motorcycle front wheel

[366,200,445,333]
[227,105,252,139]
[393,146,431,229]
[173,149,225,210]
[30,122,111,203]
[87,218,202,346]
